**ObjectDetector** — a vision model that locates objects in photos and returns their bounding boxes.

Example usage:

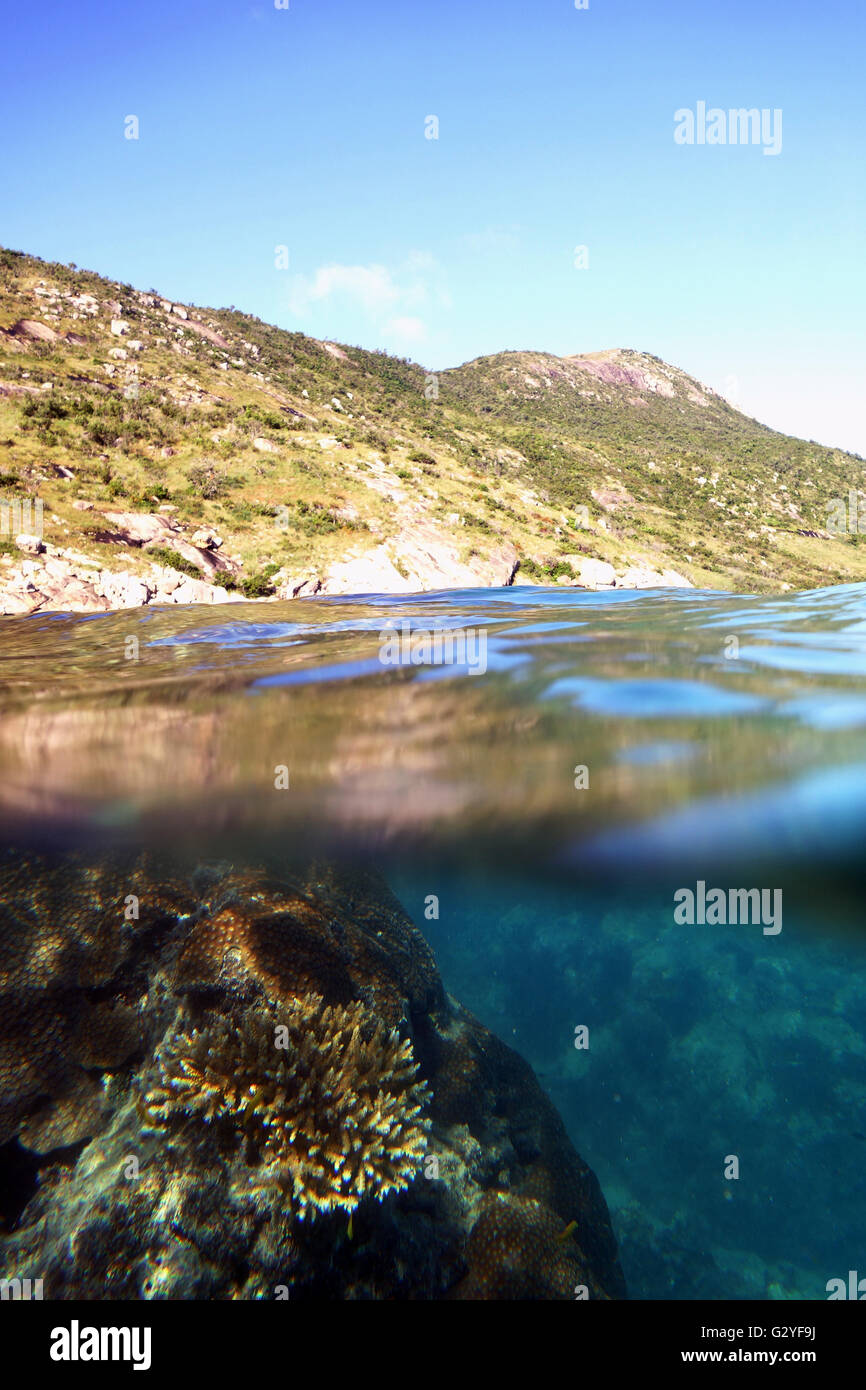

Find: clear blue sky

[1,0,864,454]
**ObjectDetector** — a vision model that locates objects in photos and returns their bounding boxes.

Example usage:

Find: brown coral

[0,848,194,1149]
[173,862,443,1028]
[145,993,431,1220]
[456,1193,611,1300]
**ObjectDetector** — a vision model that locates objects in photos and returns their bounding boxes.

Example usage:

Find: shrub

[518,557,576,582]
[187,460,228,499]
[294,499,340,535]
[240,568,278,598]
[462,511,494,534]
[146,546,201,578]
[20,394,67,424]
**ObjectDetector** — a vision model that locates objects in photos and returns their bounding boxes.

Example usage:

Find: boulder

[9,319,57,343]
[103,511,179,545]
[617,564,693,589]
[148,566,183,596]
[96,571,152,608]
[191,529,222,550]
[14,534,45,555]
[28,578,111,613]
[275,574,323,599]
[0,589,40,615]
[577,558,617,587]
[170,577,233,604]
[140,536,227,578]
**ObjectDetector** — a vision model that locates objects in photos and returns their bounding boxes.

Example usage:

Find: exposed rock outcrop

[0,542,240,614]
[544,555,693,590]
[275,519,520,599]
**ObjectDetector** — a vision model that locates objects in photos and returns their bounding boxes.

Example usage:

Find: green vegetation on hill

[1,245,864,594]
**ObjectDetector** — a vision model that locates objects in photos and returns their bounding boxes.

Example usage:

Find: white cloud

[386,316,427,344]
[289,263,401,316]
[287,254,450,346]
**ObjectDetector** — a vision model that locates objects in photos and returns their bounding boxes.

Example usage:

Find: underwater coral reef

[0,850,625,1300]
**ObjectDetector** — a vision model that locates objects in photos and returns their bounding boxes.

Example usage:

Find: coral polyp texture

[145,994,431,1219]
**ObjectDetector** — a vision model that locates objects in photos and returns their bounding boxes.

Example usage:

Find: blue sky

[1,0,864,454]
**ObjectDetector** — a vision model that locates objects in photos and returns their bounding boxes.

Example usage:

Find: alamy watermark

[50,1322,152,1370]
[826,490,866,535]
[674,102,782,156]
[674,880,782,935]
[1,1276,43,1300]
[827,1270,866,1300]
[0,496,43,540]
[378,620,487,675]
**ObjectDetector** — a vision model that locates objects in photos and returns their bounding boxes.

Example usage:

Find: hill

[0,246,864,613]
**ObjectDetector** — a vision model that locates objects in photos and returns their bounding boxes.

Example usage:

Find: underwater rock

[0,851,625,1300]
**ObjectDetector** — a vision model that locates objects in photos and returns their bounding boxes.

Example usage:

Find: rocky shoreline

[0,518,692,615]
[0,534,239,615]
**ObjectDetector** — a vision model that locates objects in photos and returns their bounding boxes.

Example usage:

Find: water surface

[2,582,865,1298]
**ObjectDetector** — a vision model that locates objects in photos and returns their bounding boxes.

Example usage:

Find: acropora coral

[144,992,431,1220]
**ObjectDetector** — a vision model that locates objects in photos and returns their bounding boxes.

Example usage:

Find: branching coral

[144,993,431,1220]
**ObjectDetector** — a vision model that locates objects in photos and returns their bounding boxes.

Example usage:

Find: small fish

[556,1219,578,1244]
[347,1212,354,1240]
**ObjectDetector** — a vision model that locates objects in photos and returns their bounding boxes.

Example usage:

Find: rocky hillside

[1,246,864,613]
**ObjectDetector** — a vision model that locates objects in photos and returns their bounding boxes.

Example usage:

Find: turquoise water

[1,581,865,1298]
[386,867,865,1299]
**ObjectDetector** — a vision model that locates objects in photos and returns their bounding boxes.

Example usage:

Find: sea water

[1,582,865,1299]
